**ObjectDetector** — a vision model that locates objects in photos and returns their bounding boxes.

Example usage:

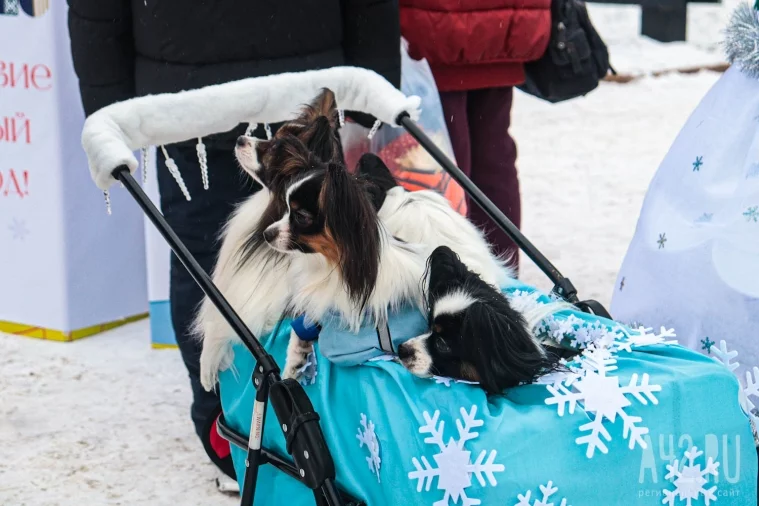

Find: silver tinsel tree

[724,2,759,78]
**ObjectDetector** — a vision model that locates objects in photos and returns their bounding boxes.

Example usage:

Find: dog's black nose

[398,344,413,360]
[263,227,277,244]
[236,135,248,147]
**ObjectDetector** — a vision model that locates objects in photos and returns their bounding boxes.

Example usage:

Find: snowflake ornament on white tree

[408,406,504,506]
[662,446,719,506]
[515,481,571,506]
[356,413,382,482]
[545,346,662,458]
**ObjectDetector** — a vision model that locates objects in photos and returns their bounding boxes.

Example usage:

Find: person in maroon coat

[400,0,551,272]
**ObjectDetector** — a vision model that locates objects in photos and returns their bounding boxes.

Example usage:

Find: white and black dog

[399,246,569,393]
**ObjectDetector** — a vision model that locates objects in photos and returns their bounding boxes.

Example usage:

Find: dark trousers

[439,86,521,272]
[157,141,258,477]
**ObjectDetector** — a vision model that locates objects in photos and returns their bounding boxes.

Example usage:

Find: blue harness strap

[291,315,321,342]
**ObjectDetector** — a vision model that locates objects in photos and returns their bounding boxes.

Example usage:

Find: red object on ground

[399,0,551,92]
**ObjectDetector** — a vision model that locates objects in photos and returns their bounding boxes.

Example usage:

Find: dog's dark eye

[293,209,313,227]
[434,336,452,355]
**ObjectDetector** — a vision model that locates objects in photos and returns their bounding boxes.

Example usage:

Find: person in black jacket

[67,0,401,481]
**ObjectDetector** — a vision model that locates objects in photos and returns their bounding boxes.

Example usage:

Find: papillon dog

[264,162,428,332]
[195,91,343,390]
[234,88,343,191]
[398,246,565,393]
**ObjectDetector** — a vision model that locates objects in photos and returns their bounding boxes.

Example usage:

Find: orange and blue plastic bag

[342,40,467,216]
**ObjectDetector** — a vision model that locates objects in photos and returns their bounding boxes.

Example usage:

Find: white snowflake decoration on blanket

[544,343,662,458]
[525,308,677,458]
[662,446,720,506]
[622,326,679,349]
[369,354,398,362]
[538,314,631,349]
[356,414,381,482]
[515,481,571,506]
[408,405,504,506]
[709,340,759,433]
[295,351,318,386]
[433,376,479,387]
[507,290,545,313]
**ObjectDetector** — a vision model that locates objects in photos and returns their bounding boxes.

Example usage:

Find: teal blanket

[220,297,756,505]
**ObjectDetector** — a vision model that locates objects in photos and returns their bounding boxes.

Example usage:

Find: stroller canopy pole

[397,114,581,304]
[112,166,278,370]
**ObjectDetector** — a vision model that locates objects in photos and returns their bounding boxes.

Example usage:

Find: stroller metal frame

[113,111,610,505]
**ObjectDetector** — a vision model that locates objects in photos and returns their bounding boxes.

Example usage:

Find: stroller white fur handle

[81,66,422,191]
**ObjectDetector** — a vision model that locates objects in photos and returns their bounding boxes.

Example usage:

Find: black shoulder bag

[518,0,614,103]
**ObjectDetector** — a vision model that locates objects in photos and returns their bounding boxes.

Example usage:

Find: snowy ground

[0,3,742,505]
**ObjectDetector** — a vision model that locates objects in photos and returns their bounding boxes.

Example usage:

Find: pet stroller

[81,68,758,506]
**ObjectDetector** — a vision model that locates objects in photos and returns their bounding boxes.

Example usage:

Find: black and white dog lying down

[398,245,569,394]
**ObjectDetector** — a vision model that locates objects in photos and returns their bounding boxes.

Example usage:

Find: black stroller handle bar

[114,167,276,367]
[396,114,584,305]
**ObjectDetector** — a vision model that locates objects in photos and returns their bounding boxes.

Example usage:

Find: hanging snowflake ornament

[662,446,719,506]
[356,413,382,482]
[141,146,150,185]
[545,345,662,458]
[161,145,191,201]
[515,481,571,506]
[103,190,112,215]
[196,138,209,190]
[408,406,504,506]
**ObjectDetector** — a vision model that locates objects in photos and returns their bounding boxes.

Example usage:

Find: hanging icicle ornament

[141,147,149,185]
[103,190,112,215]
[367,119,382,140]
[245,123,256,137]
[196,138,209,190]
[724,2,759,78]
[160,145,192,201]
[263,123,273,140]
[338,109,345,128]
